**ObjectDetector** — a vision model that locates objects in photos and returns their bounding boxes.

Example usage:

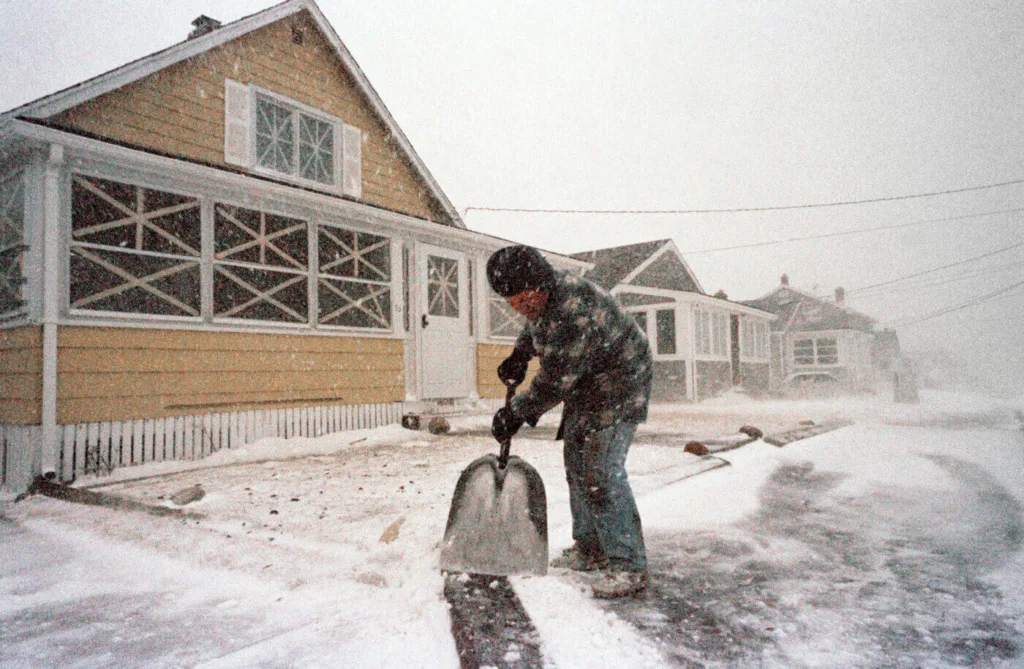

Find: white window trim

[314,219,395,333]
[693,306,730,361]
[627,306,683,360]
[739,317,771,362]
[485,286,525,342]
[64,168,398,336]
[0,170,29,321]
[250,85,343,192]
[791,335,841,367]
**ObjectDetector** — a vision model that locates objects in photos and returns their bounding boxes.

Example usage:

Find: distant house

[742,275,891,392]
[0,0,588,492]
[571,240,775,401]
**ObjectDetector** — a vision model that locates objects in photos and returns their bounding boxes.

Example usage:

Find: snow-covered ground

[2,389,1023,668]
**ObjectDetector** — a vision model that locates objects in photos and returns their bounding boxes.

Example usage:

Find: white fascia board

[689,292,776,320]
[296,0,465,229]
[10,119,571,267]
[610,284,773,319]
[2,2,302,121]
[618,240,669,285]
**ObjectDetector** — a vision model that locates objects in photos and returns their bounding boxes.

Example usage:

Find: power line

[847,237,1024,295]
[887,279,1024,328]
[852,259,1024,299]
[687,207,1024,256]
[464,177,1024,216]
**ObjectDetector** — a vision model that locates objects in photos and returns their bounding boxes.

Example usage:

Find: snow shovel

[439,382,548,576]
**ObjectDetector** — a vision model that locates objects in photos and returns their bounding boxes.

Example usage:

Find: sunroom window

[488,287,525,339]
[0,172,25,316]
[695,308,728,357]
[213,203,308,324]
[318,224,391,329]
[794,337,838,365]
[656,309,676,355]
[70,174,201,317]
[255,95,335,186]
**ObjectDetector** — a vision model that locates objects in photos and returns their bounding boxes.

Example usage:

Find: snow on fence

[56,402,403,483]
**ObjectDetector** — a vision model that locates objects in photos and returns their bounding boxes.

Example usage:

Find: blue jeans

[563,419,647,572]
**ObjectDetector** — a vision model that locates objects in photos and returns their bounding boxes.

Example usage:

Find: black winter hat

[486,245,556,297]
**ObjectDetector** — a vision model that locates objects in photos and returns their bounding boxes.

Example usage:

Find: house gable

[629,250,700,292]
[744,286,874,333]
[15,3,459,227]
[571,239,703,293]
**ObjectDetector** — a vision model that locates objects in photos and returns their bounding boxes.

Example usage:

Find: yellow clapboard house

[0,1,583,492]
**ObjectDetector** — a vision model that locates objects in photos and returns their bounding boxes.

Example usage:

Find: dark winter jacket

[509,271,653,433]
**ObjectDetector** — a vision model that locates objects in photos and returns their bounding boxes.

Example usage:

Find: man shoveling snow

[487,245,653,598]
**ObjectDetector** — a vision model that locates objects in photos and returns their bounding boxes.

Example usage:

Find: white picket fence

[0,402,404,491]
[1,424,41,493]
[55,402,404,483]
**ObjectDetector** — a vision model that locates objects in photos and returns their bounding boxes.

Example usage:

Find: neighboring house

[742,275,887,392]
[0,0,588,492]
[570,240,775,402]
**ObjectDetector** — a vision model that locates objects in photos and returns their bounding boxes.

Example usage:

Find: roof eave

[1,0,465,229]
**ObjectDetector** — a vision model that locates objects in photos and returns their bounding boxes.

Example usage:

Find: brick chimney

[189,15,222,39]
[780,273,789,286]
[835,286,845,306]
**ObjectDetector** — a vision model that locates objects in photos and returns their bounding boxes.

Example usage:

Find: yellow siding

[476,343,539,400]
[51,11,451,225]
[57,326,405,424]
[0,326,43,425]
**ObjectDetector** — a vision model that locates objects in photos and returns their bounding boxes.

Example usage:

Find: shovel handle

[498,381,518,469]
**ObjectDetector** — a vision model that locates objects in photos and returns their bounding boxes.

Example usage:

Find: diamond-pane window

[427,255,459,318]
[213,204,308,324]
[488,288,524,339]
[70,174,200,317]
[255,97,294,174]
[299,115,334,184]
[0,173,25,316]
[255,94,336,186]
[318,225,391,329]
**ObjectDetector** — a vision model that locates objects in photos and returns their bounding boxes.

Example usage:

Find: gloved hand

[497,348,530,387]
[491,406,524,443]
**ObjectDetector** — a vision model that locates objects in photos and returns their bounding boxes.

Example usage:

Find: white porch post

[39,143,64,478]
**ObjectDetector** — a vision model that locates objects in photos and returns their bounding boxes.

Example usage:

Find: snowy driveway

[2,391,1023,668]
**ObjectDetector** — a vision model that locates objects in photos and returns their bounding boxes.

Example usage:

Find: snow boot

[550,545,608,572]
[592,570,648,598]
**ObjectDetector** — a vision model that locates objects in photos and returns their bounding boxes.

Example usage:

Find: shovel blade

[439,454,548,576]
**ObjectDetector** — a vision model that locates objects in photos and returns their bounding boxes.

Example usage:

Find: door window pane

[427,255,459,317]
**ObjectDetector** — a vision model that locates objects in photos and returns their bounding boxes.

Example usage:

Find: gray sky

[3,0,1023,394]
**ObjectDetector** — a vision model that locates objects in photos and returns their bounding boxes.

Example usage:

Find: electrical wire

[847,237,1024,296]
[464,177,1024,216]
[685,208,1024,255]
[886,279,1024,328]
[851,258,1024,299]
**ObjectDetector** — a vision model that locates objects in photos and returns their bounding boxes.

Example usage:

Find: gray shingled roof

[569,239,672,290]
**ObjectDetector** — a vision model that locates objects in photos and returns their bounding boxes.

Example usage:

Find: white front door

[417,244,470,399]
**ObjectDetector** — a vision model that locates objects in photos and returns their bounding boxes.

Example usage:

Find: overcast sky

[2,0,1023,394]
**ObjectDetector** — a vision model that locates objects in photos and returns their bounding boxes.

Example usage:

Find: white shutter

[224,79,252,167]
[342,123,362,198]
